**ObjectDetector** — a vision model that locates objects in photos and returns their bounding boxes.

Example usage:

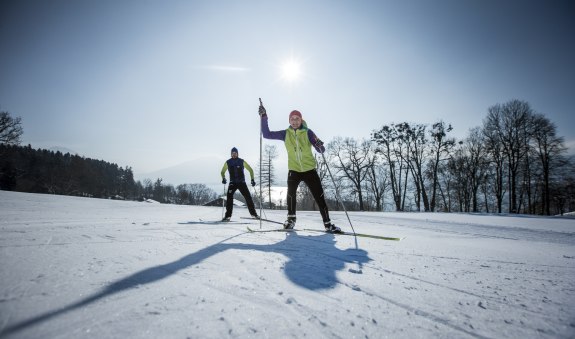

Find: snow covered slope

[1,190,574,338]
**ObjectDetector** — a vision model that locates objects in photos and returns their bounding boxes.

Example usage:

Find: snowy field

[1,190,574,339]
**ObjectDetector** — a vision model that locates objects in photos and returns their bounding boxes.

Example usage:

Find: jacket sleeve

[261,116,286,141]
[243,161,255,180]
[220,162,228,179]
[308,129,326,153]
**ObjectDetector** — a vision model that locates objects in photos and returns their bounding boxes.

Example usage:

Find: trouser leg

[238,183,257,216]
[286,170,301,218]
[303,169,330,223]
[225,184,237,218]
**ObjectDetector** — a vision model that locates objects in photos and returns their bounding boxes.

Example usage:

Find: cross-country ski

[301,228,403,241]
[246,226,295,233]
[245,225,402,241]
[241,216,283,225]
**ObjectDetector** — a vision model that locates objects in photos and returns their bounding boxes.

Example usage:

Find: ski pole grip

[258,98,266,116]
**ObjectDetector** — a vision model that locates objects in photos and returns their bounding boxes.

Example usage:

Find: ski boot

[251,214,260,220]
[283,216,296,229]
[222,216,231,222]
[324,222,342,233]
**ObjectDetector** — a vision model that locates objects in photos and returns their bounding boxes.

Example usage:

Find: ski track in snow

[0,191,574,338]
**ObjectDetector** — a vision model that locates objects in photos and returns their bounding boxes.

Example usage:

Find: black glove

[314,138,326,153]
[258,105,267,117]
[222,178,227,184]
[251,179,256,187]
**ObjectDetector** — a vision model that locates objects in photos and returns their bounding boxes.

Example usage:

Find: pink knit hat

[289,110,302,120]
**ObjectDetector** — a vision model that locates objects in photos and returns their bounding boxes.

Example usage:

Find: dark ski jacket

[220,157,254,184]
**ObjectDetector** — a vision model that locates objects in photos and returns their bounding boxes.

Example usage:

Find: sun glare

[281,60,302,82]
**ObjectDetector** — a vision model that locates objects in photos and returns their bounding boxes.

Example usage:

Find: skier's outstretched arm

[259,104,285,141]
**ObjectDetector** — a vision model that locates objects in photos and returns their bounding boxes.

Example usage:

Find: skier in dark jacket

[220,147,259,221]
[258,104,341,233]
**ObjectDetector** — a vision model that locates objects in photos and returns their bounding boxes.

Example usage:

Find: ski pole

[252,185,267,219]
[222,183,226,220]
[258,98,264,228]
[320,152,357,236]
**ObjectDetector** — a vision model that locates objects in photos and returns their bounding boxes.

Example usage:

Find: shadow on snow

[1,230,371,336]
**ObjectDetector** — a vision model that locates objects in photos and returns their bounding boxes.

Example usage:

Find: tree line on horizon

[0,144,217,205]
[2,99,574,215]
[0,110,218,204]
[308,99,573,215]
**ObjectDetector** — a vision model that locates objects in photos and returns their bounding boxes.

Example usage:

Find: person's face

[289,115,302,129]
[231,151,238,158]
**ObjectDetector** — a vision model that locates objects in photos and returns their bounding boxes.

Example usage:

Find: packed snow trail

[1,191,574,338]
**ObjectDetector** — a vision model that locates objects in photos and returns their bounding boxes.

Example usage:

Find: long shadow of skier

[1,230,370,336]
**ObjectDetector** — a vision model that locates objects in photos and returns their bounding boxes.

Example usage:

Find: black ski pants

[225,182,257,218]
[286,169,330,223]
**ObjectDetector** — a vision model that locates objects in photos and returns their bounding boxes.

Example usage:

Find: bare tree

[0,111,23,146]
[328,137,372,211]
[463,127,489,212]
[365,151,389,211]
[372,124,410,211]
[483,104,509,213]
[496,100,532,213]
[427,121,456,211]
[446,145,470,211]
[259,144,278,208]
[437,154,456,211]
[404,123,428,211]
[530,113,567,215]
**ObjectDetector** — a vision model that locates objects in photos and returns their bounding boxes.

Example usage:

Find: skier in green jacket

[259,103,341,233]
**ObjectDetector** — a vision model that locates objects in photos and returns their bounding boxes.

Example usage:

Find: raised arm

[261,115,286,141]
[259,101,286,141]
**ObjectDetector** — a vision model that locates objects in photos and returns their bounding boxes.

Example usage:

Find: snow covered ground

[1,190,574,338]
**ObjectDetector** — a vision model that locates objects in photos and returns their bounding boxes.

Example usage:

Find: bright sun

[281,60,302,82]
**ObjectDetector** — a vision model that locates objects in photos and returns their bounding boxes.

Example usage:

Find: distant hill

[135,157,290,196]
[134,156,225,188]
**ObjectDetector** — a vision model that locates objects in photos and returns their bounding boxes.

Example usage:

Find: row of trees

[255,99,574,215]
[0,144,219,205]
[1,144,135,198]
[140,178,218,205]
[355,100,572,214]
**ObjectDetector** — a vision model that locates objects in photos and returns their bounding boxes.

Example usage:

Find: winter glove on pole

[315,138,325,154]
[258,98,267,117]
[314,137,326,153]
[222,178,227,184]
[251,179,256,187]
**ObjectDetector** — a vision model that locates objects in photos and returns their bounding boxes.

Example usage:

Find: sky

[1,0,574,187]
[1,190,574,338]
